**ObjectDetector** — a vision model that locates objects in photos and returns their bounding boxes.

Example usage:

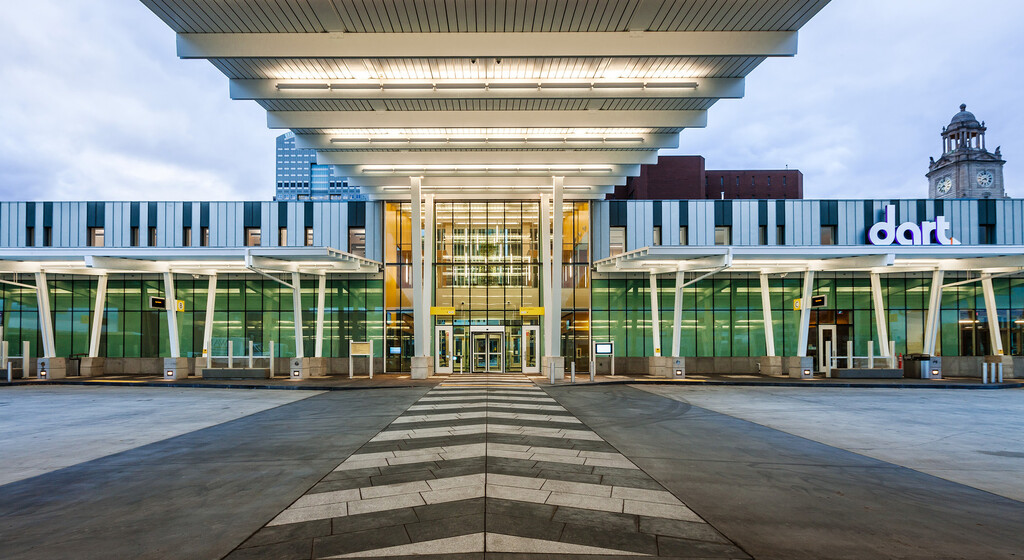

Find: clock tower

[927,104,1006,199]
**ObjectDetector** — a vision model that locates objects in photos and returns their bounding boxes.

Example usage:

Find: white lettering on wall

[868,205,959,246]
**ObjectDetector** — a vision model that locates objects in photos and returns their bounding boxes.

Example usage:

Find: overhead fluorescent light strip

[276,83,330,90]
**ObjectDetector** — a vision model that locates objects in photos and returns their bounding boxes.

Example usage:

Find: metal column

[923,270,944,355]
[202,275,217,358]
[314,273,326,358]
[870,272,891,357]
[649,272,661,356]
[292,272,304,358]
[163,272,180,358]
[539,193,552,356]
[35,272,55,358]
[422,193,435,357]
[796,270,814,357]
[88,275,108,358]
[760,273,776,357]
[981,275,1004,355]
[670,269,684,357]
[410,177,424,357]
[547,177,564,359]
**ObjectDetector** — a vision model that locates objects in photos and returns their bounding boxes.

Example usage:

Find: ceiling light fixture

[276,83,330,90]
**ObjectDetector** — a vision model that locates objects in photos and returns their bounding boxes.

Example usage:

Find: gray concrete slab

[0,386,322,486]
[636,385,1024,502]
[0,387,428,560]
[546,384,1024,560]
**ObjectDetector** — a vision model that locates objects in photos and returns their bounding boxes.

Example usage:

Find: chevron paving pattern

[227,373,749,559]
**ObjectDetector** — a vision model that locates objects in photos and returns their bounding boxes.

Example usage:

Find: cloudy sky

[0,0,1019,201]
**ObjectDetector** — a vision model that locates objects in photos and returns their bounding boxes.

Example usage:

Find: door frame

[522,325,540,374]
[469,326,504,373]
[435,325,453,374]
[818,324,838,373]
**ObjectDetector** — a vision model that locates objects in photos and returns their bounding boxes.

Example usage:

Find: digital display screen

[594,343,613,355]
[389,346,401,355]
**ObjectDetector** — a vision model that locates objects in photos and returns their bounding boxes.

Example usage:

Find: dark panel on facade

[243,202,260,228]
[278,201,288,227]
[304,201,314,227]
[776,200,787,225]
[820,200,838,226]
[713,200,732,226]
[43,202,53,227]
[147,202,158,225]
[348,201,366,228]
[25,202,35,224]
[758,200,768,224]
[678,200,689,226]
[182,202,192,227]
[609,201,627,227]
[200,202,210,227]
[130,202,140,227]
[652,201,662,227]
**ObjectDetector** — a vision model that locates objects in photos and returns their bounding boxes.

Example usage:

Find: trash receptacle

[903,354,941,379]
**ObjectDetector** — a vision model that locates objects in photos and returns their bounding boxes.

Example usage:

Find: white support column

[548,177,564,359]
[292,272,304,358]
[671,269,684,357]
[870,272,891,357]
[981,275,1004,355]
[760,273,776,357]
[88,274,108,358]
[422,193,435,357]
[35,272,55,358]
[923,270,944,355]
[539,193,552,356]
[410,176,424,357]
[314,273,326,358]
[163,272,180,358]
[649,272,661,356]
[202,275,217,358]
[796,270,815,357]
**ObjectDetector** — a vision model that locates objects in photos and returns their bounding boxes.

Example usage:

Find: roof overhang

[0,247,381,276]
[594,245,1024,275]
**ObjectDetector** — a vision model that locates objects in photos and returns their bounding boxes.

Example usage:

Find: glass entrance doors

[471,331,503,373]
[818,324,837,372]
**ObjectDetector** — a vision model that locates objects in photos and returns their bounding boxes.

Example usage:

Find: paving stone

[560,522,660,556]
[546,491,623,513]
[598,473,665,491]
[331,507,418,535]
[638,517,731,544]
[239,518,331,548]
[485,497,557,520]
[541,479,614,497]
[414,497,485,521]
[486,512,565,541]
[623,500,702,522]
[223,538,312,560]
[551,506,639,533]
[611,486,683,505]
[655,535,752,558]
[312,524,412,558]
[405,513,485,543]
[536,469,603,485]
[347,492,426,516]
[308,476,370,494]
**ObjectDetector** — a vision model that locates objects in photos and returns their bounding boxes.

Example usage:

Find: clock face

[937,176,952,195]
[977,170,994,188]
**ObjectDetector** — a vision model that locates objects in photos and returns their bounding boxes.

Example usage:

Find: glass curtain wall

[561,201,590,371]
[434,201,541,372]
[384,202,414,371]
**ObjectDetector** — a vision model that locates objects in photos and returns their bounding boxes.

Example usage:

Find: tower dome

[949,104,981,128]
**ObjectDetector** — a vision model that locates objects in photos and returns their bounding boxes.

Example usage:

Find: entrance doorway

[435,326,453,374]
[472,331,503,372]
[818,324,837,372]
[522,326,540,374]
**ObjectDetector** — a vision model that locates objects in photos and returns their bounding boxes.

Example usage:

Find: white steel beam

[760,273,776,357]
[319,151,659,166]
[796,270,814,358]
[88,275,108,358]
[422,194,435,358]
[549,178,564,360]
[670,270,684,357]
[292,272,304,359]
[231,78,745,100]
[163,272,180,358]
[178,31,799,59]
[35,272,55,358]
[347,176,628,188]
[410,177,424,357]
[981,275,1004,355]
[314,273,326,358]
[540,193,552,358]
[202,275,217,359]
[650,272,661,357]
[268,110,707,129]
[297,134,681,151]
[870,272,891,358]
[923,270,944,356]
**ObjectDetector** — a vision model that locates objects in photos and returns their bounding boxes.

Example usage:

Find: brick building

[609,155,803,200]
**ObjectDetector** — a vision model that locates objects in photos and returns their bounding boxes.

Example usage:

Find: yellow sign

[793,299,802,311]
[430,307,456,316]
[350,341,373,355]
[175,300,185,312]
[520,307,545,316]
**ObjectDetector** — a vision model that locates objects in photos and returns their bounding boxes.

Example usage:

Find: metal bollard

[228,340,234,369]
[590,359,595,382]
[998,362,1004,383]
[7,362,11,383]
[570,361,575,383]
[982,362,989,384]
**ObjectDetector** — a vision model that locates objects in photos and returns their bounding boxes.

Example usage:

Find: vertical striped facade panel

[192,203,202,247]
[289,203,302,247]
[765,201,777,245]
[664,200,680,245]
[592,202,610,260]
[138,203,149,247]
[365,201,383,261]
[263,202,275,246]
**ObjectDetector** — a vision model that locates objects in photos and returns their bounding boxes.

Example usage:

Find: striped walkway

[227,373,748,558]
